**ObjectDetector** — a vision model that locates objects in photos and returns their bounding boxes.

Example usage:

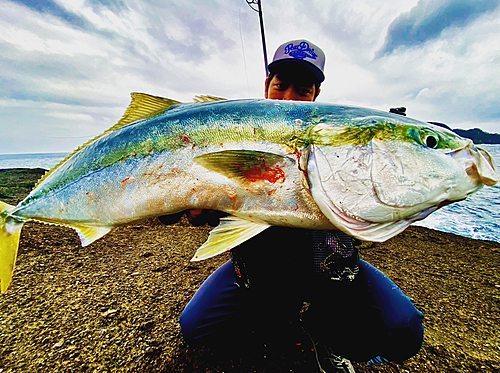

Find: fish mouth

[449,144,499,187]
[475,147,498,185]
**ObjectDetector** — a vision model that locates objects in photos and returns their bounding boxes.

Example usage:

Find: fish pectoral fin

[194,150,290,182]
[72,225,113,247]
[191,216,270,261]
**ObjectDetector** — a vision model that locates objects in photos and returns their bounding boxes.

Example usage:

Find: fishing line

[239,0,251,98]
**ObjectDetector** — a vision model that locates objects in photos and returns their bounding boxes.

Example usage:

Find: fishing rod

[246,0,269,76]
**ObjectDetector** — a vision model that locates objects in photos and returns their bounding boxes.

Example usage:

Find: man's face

[265,73,319,102]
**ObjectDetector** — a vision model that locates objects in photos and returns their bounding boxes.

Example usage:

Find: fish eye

[424,133,439,148]
[417,129,440,149]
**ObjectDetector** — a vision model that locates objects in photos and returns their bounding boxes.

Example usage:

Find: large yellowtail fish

[0,94,498,292]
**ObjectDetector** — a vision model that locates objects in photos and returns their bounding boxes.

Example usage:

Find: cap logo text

[284,42,318,60]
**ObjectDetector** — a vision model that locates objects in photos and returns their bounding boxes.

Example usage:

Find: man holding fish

[2,35,497,372]
[179,40,424,373]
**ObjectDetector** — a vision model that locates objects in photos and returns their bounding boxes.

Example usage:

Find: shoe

[314,343,356,373]
[367,356,389,364]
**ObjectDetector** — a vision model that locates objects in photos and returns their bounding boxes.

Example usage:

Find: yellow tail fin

[0,201,24,293]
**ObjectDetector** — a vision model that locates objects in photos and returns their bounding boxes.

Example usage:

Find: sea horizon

[0,152,70,171]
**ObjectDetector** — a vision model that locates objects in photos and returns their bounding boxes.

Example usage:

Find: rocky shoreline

[0,168,499,372]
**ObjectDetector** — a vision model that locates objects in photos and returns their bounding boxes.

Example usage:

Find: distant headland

[428,122,500,144]
[388,107,500,144]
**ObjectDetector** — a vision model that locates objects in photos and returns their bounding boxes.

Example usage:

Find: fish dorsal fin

[191,216,270,261]
[118,93,181,127]
[34,93,181,189]
[193,95,227,103]
[194,150,290,183]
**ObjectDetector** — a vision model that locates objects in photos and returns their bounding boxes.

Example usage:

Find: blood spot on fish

[179,135,192,144]
[243,163,286,184]
[121,176,135,184]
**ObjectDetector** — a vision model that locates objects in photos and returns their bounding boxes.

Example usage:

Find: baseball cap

[268,40,326,83]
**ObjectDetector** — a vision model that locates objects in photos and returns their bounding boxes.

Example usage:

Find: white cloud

[1,2,107,57]
[378,0,500,56]
[370,6,500,125]
[44,111,94,121]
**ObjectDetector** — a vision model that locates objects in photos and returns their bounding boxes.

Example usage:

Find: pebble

[52,338,64,349]
[101,309,118,317]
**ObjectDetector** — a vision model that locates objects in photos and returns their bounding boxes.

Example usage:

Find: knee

[179,307,199,343]
[383,310,424,362]
[179,260,240,344]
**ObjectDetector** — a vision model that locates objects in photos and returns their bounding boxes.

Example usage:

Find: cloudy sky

[1,0,499,154]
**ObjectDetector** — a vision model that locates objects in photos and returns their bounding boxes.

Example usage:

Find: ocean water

[413,144,500,243]
[0,152,69,171]
[0,146,499,243]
